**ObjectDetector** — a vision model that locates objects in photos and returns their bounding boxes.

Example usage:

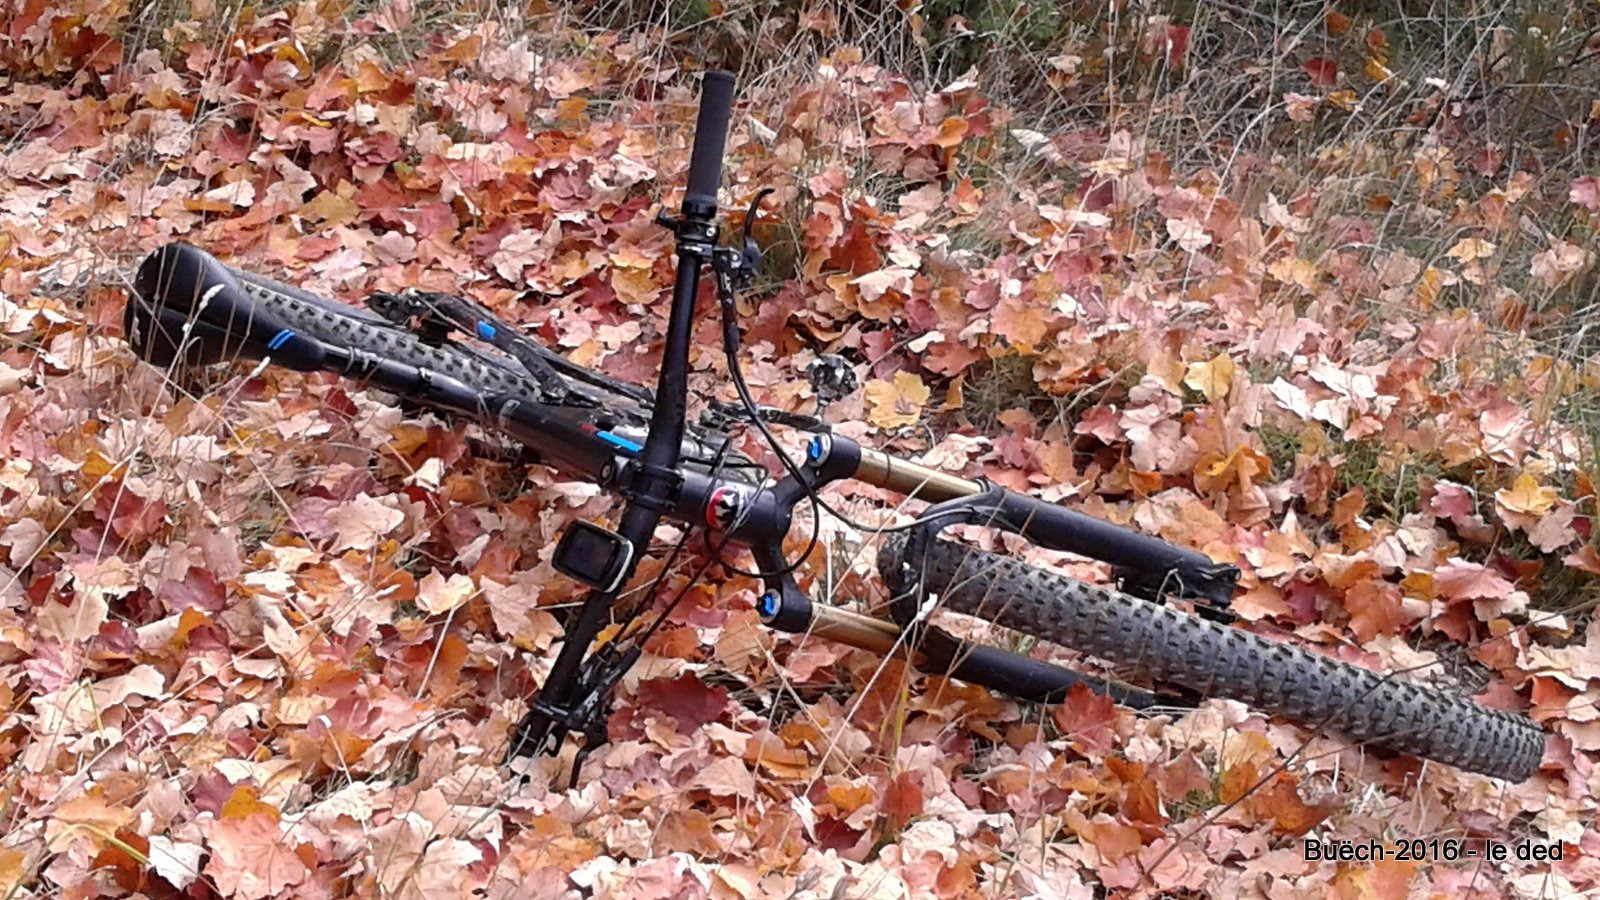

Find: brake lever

[739,188,774,277]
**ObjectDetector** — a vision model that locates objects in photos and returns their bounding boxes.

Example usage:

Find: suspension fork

[806,433,1240,606]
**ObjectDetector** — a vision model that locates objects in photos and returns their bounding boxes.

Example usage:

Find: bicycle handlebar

[683,70,735,215]
[132,243,329,371]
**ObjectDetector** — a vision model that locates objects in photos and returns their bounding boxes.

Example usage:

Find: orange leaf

[1245,774,1336,835]
[219,785,279,821]
[426,633,470,697]
[657,808,722,856]
[825,780,875,816]
[743,734,813,779]
[0,846,25,895]
[1105,757,1165,825]
[932,116,969,149]
[1303,57,1338,87]
[442,34,483,63]
[1331,487,1366,526]
[1332,857,1418,900]
[296,184,360,232]
[864,371,931,429]
[994,296,1049,351]
[1052,682,1118,753]
[1496,472,1557,516]
[174,606,212,646]
[1344,579,1409,642]
[1091,818,1145,862]
[881,771,924,829]
[1183,353,1235,401]
[91,829,150,892]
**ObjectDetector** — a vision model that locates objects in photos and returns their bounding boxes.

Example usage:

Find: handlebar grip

[682,70,736,215]
[130,243,327,371]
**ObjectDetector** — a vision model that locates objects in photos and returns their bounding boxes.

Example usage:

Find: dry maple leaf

[1447,236,1497,263]
[1530,240,1592,290]
[1433,557,1516,602]
[634,672,729,730]
[328,492,406,551]
[864,371,931,430]
[1184,353,1235,402]
[416,570,476,614]
[1165,216,1211,252]
[203,811,310,900]
[1497,471,1558,518]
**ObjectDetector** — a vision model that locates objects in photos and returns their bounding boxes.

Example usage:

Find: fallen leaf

[1447,237,1496,263]
[864,371,931,429]
[691,756,756,797]
[204,812,311,900]
[1434,558,1515,602]
[1184,353,1236,402]
[1166,217,1211,252]
[1303,57,1338,87]
[1496,472,1557,517]
[1571,175,1600,212]
[328,493,406,552]
[416,570,476,614]
[635,672,729,730]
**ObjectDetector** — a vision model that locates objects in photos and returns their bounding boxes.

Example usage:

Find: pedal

[807,354,858,415]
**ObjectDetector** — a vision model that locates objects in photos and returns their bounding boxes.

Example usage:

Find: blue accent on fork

[596,431,643,454]
[476,321,497,341]
[758,592,779,618]
[806,435,824,463]
[267,329,294,350]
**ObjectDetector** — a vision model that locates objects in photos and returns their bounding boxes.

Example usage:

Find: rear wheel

[882,536,1544,781]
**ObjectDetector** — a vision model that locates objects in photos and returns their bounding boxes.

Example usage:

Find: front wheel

[882,536,1544,781]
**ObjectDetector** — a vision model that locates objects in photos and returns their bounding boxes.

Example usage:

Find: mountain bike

[120,71,1545,783]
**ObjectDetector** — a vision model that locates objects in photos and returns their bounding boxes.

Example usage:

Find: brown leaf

[1244,774,1337,835]
[1104,757,1164,825]
[0,846,27,896]
[1184,353,1235,402]
[635,672,729,730]
[1434,558,1515,602]
[881,771,924,830]
[1344,579,1411,641]
[1303,57,1338,87]
[1051,681,1118,754]
[932,116,969,149]
[657,808,723,856]
[691,756,756,798]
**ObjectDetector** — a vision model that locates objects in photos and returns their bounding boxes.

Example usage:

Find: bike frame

[123,71,1242,773]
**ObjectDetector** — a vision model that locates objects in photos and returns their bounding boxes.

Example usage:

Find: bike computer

[552,520,634,593]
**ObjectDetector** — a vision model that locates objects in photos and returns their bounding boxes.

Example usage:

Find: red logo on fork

[705,484,751,531]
